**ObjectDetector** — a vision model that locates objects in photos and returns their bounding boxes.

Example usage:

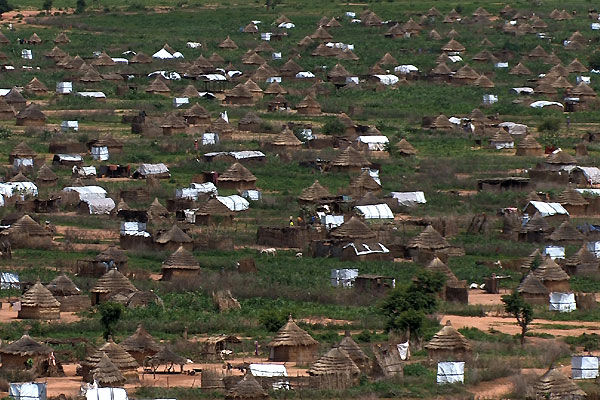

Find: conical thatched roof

[148,198,170,219]
[409,225,449,249]
[489,129,513,143]
[0,98,15,115]
[298,35,314,46]
[162,245,200,270]
[184,103,210,119]
[567,58,587,74]
[272,127,302,147]
[268,315,319,347]
[350,170,381,193]
[548,220,584,242]
[146,77,170,93]
[131,52,152,64]
[331,147,370,168]
[534,258,570,282]
[28,33,42,43]
[208,52,225,64]
[522,213,551,233]
[518,272,549,295]
[95,246,128,263]
[7,215,49,236]
[557,187,588,206]
[156,225,193,244]
[26,77,48,92]
[330,216,376,240]
[311,26,333,40]
[219,36,238,49]
[455,64,479,80]
[93,51,116,67]
[299,180,331,202]
[518,135,542,150]
[10,172,31,182]
[474,74,495,88]
[565,245,598,269]
[328,63,351,79]
[160,113,186,128]
[338,331,368,366]
[396,138,416,155]
[121,324,162,354]
[509,62,532,75]
[83,338,139,371]
[264,82,287,96]
[238,111,262,126]
[379,52,397,66]
[551,76,572,89]
[91,268,137,294]
[16,104,46,121]
[431,114,453,129]
[472,49,497,63]
[37,164,58,182]
[546,150,576,165]
[429,29,442,40]
[227,373,268,400]
[425,321,472,352]
[0,334,52,356]
[326,17,341,28]
[441,39,465,52]
[93,352,126,387]
[219,163,257,182]
[533,367,586,399]
[20,282,60,308]
[54,32,70,44]
[425,257,458,282]
[180,84,200,98]
[308,346,360,376]
[46,274,81,296]
[529,45,548,58]
[571,82,596,97]
[149,345,187,366]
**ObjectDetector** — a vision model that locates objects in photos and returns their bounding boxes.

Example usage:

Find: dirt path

[0,306,80,323]
[469,376,514,399]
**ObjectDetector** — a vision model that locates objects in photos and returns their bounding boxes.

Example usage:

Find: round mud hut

[268,315,319,364]
[18,281,61,320]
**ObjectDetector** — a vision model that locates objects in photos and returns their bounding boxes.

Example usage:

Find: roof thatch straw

[431,114,453,130]
[162,245,200,270]
[121,324,162,354]
[37,164,58,182]
[11,141,37,157]
[149,345,187,366]
[93,352,126,387]
[409,225,450,249]
[548,220,584,242]
[338,331,369,367]
[517,135,543,151]
[425,257,458,282]
[46,274,81,296]
[54,32,70,44]
[330,216,376,240]
[131,52,152,64]
[331,147,370,168]
[441,39,465,52]
[308,346,360,376]
[6,215,50,236]
[533,367,586,399]
[509,62,532,75]
[226,373,268,400]
[533,258,570,282]
[272,127,302,147]
[82,338,139,371]
[95,246,128,264]
[91,268,137,295]
[546,151,576,165]
[26,77,48,93]
[425,321,472,352]
[219,163,257,183]
[156,225,193,244]
[0,334,52,356]
[557,188,588,206]
[518,272,549,295]
[268,315,319,348]
[218,36,238,49]
[299,180,331,202]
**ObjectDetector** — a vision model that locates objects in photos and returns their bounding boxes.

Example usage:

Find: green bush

[404,363,433,378]
[258,309,288,332]
[322,118,345,135]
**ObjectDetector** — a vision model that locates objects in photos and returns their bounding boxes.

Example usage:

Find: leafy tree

[98,302,124,340]
[380,271,445,343]
[259,309,288,332]
[589,52,600,71]
[322,118,345,135]
[42,0,53,11]
[75,0,86,13]
[501,291,533,346]
[0,0,13,14]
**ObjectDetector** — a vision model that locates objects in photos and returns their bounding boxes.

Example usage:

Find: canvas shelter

[90,267,137,306]
[133,163,170,179]
[268,315,319,364]
[18,281,61,320]
[425,321,472,361]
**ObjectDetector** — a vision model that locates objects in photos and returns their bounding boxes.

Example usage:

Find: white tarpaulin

[572,356,599,379]
[241,190,261,201]
[176,188,201,201]
[397,342,410,360]
[250,364,287,377]
[296,71,315,78]
[587,241,600,257]
[73,166,96,177]
[391,191,426,207]
[0,182,38,197]
[183,209,197,224]
[549,292,576,312]
[1,272,19,289]
[190,182,218,194]
[152,48,174,59]
[394,65,418,74]
[85,198,115,215]
[64,186,107,201]
[77,92,106,99]
[543,246,565,260]
[91,146,109,161]
[355,204,394,219]
[512,87,534,95]
[577,189,600,196]
[343,242,390,255]
[10,383,46,400]
[120,222,149,237]
[135,163,169,177]
[14,158,33,168]
[573,167,600,185]
[202,132,218,145]
[331,269,358,287]
[85,388,128,400]
[56,154,83,163]
[61,121,79,131]
[491,139,514,150]
[373,75,399,85]
[498,122,528,135]
[530,100,564,109]
[437,362,465,384]
[356,135,389,151]
[321,215,344,229]
[217,195,249,211]
[526,201,569,217]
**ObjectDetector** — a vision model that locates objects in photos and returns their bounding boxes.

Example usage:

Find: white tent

[85,198,115,215]
[55,154,83,163]
[572,356,599,379]
[13,157,33,169]
[543,246,565,260]
[190,182,218,194]
[525,201,569,217]
[354,204,394,219]
[10,383,46,400]
[512,87,534,95]
[397,342,410,360]
[77,92,106,99]
[249,364,289,389]
[391,191,426,207]
[321,215,344,229]
[437,362,465,384]
[91,145,109,161]
[0,182,38,198]
[85,388,128,400]
[296,71,315,79]
[0,272,19,289]
[331,269,358,287]
[549,292,576,312]
[202,132,219,145]
[217,195,249,211]
[394,65,419,74]
[63,186,107,201]
[530,100,564,109]
[241,190,261,201]
[152,48,174,59]
[135,163,170,177]
[56,82,72,94]
[498,122,528,136]
[356,135,389,151]
[173,97,189,108]
[72,166,96,177]
[587,241,600,257]
[120,221,149,237]
[372,75,399,85]
[61,121,79,132]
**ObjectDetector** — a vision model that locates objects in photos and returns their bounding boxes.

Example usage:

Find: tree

[322,118,345,135]
[502,291,533,346]
[380,270,445,343]
[98,302,124,340]
[75,0,86,13]
[0,0,13,14]
[42,0,53,11]
[259,309,288,332]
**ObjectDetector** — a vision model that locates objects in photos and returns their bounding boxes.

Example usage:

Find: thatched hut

[5,88,26,111]
[395,138,416,156]
[218,36,238,50]
[425,321,472,361]
[18,281,61,320]
[146,78,170,95]
[564,245,599,276]
[557,188,588,215]
[516,135,543,156]
[90,267,137,306]
[349,170,381,197]
[46,274,90,312]
[296,95,321,115]
[533,367,586,400]
[517,272,549,305]
[430,114,453,130]
[408,225,450,262]
[217,163,257,191]
[9,141,37,165]
[547,220,584,244]
[338,331,369,372]
[16,104,46,126]
[25,77,48,95]
[131,52,152,63]
[160,113,187,136]
[92,353,126,387]
[184,104,211,126]
[298,180,332,205]
[88,246,128,277]
[0,334,53,371]
[81,338,139,382]
[545,151,576,171]
[121,324,162,365]
[329,216,376,241]
[224,83,254,105]
[147,198,171,223]
[533,257,570,292]
[194,197,235,226]
[155,225,193,251]
[330,147,370,173]
[1,215,52,249]
[161,245,200,281]
[0,98,16,119]
[238,112,262,132]
[268,315,319,364]
[308,346,360,379]
[226,373,268,400]
[271,127,302,152]
[36,164,58,187]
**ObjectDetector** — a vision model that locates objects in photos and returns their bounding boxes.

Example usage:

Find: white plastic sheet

[526,201,569,217]
[355,204,394,219]
[543,246,565,260]
[85,388,128,400]
[343,242,390,255]
[331,269,358,287]
[85,198,115,215]
[321,215,344,229]
[136,163,169,177]
[120,221,149,237]
[372,75,399,85]
[1,272,19,289]
[91,146,109,161]
[391,191,426,207]
[356,135,389,151]
[63,186,107,201]
[217,195,249,211]
[530,100,564,109]
[397,342,410,360]
[10,383,46,400]
[549,292,576,312]
[572,356,599,379]
[437,362,465,384]
[190,182,218,194]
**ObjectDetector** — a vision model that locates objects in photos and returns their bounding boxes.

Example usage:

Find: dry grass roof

[95,246,128,263]
[156,225,193,244]
[409,225,450,249]
[299,180,331,202]
[93,352,126,387]
[425,321,472,352]
[548,220,584,242]
[121,324,162,353]
[219,163,257,182]
[6,215,50,236]
[308,346,360,376]
[227,373,268,400]
[46,274,81,296]
[268,315,319,347]
[0,334,53,356]
[534,258,570,282]
[90,268,137,294]
[330,216,376,240]
[557,187,588,206]
[518,272,549,295]
[533,367,586,399]
[83,338,139,370]
[331,147,370,168]
[162,245,200,270]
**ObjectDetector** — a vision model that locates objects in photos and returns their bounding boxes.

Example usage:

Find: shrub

[75,0,85,13]
[258,309,288,332]
[537,118,561,133]
[0,126,12,139]
[322,118,345,135]
[0,0,13,13]
[404,363,431,377]
[589,52,600,70]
